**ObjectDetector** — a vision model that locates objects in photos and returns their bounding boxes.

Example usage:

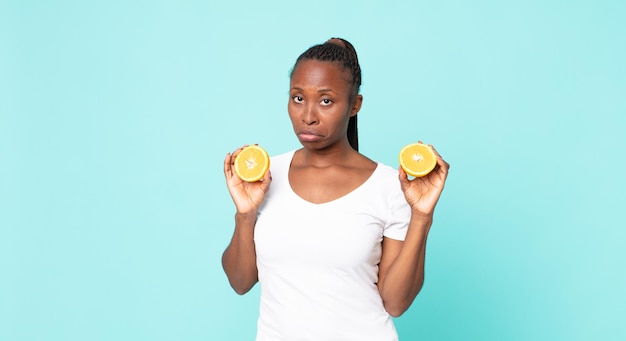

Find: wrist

[235,211,257,224]
[410,210,433,226]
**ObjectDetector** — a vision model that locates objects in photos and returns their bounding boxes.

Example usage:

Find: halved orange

[234,145,270,182]
[399,143,437,177]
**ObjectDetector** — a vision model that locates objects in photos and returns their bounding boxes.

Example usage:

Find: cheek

[287,105,298,124]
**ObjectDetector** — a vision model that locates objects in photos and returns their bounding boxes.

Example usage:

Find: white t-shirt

[254,150,411,341]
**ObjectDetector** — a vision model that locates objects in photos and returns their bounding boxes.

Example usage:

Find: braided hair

[291,38,362,151]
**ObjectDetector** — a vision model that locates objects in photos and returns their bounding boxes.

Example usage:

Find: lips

[297,129,323,142]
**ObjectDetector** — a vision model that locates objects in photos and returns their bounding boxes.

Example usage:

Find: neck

[298,141,356,168]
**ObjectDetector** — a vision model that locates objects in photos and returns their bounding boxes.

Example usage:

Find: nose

[302,104,318,125]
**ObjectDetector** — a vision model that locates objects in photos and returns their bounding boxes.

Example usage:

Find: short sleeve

[383,188,411,240]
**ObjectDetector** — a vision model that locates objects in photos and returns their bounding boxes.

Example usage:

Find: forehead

[290,60,351,89]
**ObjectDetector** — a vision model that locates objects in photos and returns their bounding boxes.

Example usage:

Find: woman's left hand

[398,144,450,217]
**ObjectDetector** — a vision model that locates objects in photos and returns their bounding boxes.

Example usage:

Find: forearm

[380,213,432,316]
[222,212,259,295]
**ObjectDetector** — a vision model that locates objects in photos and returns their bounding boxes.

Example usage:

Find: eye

[292,95,304,104]
[320,98,333,106]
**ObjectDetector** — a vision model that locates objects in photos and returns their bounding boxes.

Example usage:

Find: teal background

[1,0,625,340]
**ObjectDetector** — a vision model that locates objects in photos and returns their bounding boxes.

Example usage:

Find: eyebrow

[290,87,337,94]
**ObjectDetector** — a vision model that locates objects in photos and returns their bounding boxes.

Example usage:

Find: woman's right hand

[223,145,272,215]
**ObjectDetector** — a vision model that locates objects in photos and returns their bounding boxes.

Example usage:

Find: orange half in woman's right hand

[234,145,270,182]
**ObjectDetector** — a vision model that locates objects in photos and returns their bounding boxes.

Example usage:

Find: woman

[222,38,450,340]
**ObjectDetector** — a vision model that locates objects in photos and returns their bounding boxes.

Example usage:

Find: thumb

[259,169,272,192]
[398,166,410,191]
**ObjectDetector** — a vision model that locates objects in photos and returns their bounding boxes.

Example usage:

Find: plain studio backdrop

[1,1,624,340]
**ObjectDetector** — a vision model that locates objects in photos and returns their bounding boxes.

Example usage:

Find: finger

[259,169,272,191]
[429,144,442,161]
[435,151,450,173]
[265,169,273,183]
[431,158,449,184]
[230,145,249,160]
[398,166,410,189]
[428,145,450,171]
[224,152,232,177]
[258,168,272,182]
[438,156,450,172]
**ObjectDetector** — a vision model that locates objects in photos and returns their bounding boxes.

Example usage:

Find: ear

[350,94,363,117]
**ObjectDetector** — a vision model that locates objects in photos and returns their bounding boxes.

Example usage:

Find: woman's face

[288,59,362,150]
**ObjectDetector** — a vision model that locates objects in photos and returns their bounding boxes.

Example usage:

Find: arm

[221,147,272,295]
[222,211,259,295]
[377,145,450,317]
[377,214,431,317]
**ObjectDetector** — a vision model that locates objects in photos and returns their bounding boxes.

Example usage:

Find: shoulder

[373,162,400,184]
[267,150,295,177]
[362,161,402,197]
[350,151,399,189]
[374,162,398,177]
[270,150,295,166]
